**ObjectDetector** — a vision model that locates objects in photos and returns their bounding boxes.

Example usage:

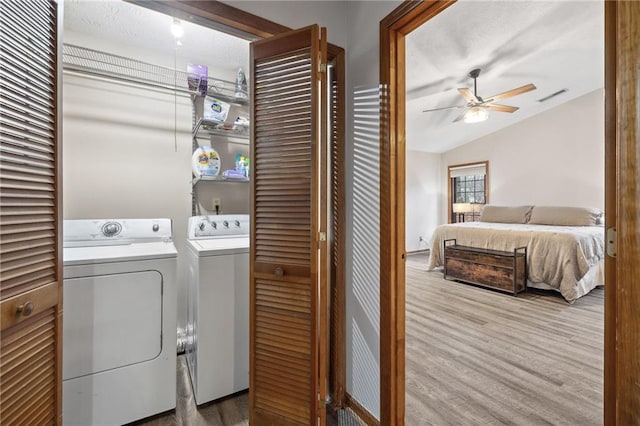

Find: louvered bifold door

[327,46,346,408]
[250,25,327,426]
[0,0,61,424]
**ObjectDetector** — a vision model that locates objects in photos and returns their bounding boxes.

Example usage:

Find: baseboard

[344,392,379,426]
[407,248,430,255]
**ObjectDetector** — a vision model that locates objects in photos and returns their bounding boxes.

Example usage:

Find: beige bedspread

[426,222,605,302]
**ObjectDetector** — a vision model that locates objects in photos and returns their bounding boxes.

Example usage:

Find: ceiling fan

[422,68,536,123]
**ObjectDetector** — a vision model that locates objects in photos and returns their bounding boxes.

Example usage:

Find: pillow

[479,205,533,224]
[528,206,602,226]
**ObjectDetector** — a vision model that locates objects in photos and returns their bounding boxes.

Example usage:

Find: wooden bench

[443,239,527,296]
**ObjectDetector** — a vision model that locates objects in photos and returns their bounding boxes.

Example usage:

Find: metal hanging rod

[62,43,246,101]
[62,68,193,96]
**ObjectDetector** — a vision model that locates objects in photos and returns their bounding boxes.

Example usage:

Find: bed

[426,205,605,302]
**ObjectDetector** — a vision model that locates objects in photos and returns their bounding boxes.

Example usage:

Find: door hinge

[318,231,327,242]
[318,63,327,73]
[606,227,617,258]
[318,398,327,410]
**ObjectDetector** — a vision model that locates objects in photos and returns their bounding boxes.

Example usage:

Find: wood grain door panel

[250,25,326,426]
[0,307,57,425]
[0,0,58,301]
[0,0,61,424]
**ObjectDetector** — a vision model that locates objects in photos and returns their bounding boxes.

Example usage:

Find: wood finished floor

[405,252,604,425]
[131,355,363,426]
[132,252,603,425]
[131,356,248,426]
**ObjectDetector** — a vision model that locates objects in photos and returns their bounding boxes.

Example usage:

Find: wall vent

[538,89,568,102]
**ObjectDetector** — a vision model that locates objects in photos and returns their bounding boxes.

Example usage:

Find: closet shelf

[62,43,248,101]
[193,175,250,185]
[193,118,249,142]
[193,90,249,106]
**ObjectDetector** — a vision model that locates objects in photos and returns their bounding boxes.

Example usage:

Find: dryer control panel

[64,218,173,247]
[189,214,249,239]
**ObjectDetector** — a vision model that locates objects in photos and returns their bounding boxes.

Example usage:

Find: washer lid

[188,237,249,256]
[64,242,177,266]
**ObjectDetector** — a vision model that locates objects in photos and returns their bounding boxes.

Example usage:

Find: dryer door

[63,271,162,380]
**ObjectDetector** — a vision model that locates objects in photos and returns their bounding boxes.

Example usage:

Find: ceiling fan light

[463,106,489,123]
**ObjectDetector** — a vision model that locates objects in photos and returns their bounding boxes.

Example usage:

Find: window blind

[449,163,486,178]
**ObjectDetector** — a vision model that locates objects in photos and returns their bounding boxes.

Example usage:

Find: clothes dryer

[62,218,177,425]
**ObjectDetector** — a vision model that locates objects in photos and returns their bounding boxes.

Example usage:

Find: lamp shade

[452,203,472,213]
[472,202,485,213]
[463,106,489,123]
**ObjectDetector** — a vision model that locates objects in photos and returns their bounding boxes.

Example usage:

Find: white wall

[441,88,605,218]
[344,2,402,418]
[344,2,402,419]
[62,30,249,333]
[405,151,442,252]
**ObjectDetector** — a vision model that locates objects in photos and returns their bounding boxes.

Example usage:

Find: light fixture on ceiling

[170,18,184,38]
[462,106,489,123]
[423,68,536,123]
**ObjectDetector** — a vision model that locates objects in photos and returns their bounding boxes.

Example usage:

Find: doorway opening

[62,2,348,425]
[380,1,619,424]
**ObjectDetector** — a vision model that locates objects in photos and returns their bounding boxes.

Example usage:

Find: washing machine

[62,218,177,426]
[185,214,249,405]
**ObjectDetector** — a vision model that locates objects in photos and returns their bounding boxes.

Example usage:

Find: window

[448,161,488,223]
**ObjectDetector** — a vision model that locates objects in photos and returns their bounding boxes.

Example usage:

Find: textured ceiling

[405,0,604,153]
[63,0,604,154]
[63,0,249,81]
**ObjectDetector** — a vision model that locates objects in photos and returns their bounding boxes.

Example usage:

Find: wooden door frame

[128,0,347,411]
[128,0,290,41]
[380,1,638,424]
[379,3,456,423]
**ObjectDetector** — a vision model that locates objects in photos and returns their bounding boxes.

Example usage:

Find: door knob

[16,301,34,317]
[274,267,284,277]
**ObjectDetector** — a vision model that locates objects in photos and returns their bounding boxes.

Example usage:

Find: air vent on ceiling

[537,89,568,102]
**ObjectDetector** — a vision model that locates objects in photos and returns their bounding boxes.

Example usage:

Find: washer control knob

[152,224,159,232]
[102,222,121,237]
[234,220,241,227]
[198,222,205,231]
[223,221,229,228]
[211,222,217,229]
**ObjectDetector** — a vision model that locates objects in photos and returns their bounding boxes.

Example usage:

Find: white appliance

[185,214,249,405]
[62,218,177,426]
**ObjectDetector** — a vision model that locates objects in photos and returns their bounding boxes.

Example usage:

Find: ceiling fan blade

[483,83,536,103]
[453,112,466,123]
[457,88,480,103]
[422,105,466,113]
[487,104,519,113]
